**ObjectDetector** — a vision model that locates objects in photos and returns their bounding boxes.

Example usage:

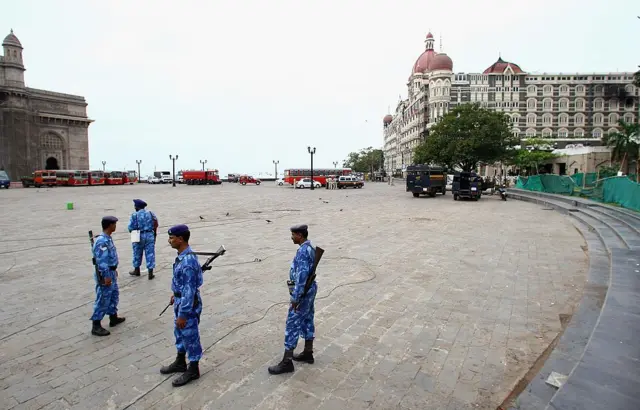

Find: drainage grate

[542,208,554,211]
[568,209,580,212]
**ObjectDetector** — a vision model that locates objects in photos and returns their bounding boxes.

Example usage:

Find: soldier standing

[159,224,203,387]
[268,224,318,374]
[128,199,158,279]
[90,216,126,336]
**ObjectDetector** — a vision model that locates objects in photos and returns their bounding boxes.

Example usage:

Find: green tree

[343,147,384,174]
[603,120,640,175]
[413,103,518,172]
[633,69,640,88]
[507,149,558,175]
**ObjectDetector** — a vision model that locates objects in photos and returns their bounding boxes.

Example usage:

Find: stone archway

[45,157,60,170]
[40,133,66,170]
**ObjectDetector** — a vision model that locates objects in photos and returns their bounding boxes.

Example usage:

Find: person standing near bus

[128,199,158,280]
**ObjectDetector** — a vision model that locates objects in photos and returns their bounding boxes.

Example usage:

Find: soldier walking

[159,224,203,387]
[128,199,158,279]
[90,216,126,336]
[268,224,318,374]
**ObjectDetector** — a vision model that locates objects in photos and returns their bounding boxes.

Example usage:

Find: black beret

[102,216,118,224]
[168,224,189,236]
[290,224,308,233]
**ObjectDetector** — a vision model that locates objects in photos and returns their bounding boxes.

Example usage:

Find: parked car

[276,178,285,186]
[296,178,322,189]
[239,175,261,185]
[337,175,364,189]
[0,170,10,189]
[148,176,161,184]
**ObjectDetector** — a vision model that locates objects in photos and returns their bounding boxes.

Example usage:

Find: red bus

[105,171,124,185]
[283,168,351,186]
[33,170,57,187]
[56,170,89,186]
[89,170,106,185]
[122,170,138,184]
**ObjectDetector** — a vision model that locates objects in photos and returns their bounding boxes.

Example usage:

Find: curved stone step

[587,205,640,234]
[507,218,610,410]
[507,191,627,253]
[578,208,639,250]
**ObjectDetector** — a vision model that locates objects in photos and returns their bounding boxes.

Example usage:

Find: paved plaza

[0,182,588,409]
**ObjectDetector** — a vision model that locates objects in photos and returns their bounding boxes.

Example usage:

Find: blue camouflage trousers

[132,232,156,270]
[174,294,203,362]
[284,282,317,350]
[91,276,119,321]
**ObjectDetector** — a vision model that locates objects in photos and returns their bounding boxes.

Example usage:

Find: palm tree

[603,120,640,175]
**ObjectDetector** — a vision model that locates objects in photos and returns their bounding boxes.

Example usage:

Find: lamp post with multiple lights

[307,146,316,190]
[169,155,178,187]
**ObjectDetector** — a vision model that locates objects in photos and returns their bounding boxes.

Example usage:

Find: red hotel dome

[483,57,524,74]
[383,115,393,125]
[430,53,453,71]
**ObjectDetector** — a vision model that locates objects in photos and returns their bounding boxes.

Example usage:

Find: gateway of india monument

[0,29,93,180]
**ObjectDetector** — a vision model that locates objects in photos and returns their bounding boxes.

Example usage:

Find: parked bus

[89,170,106,185]
[34,170,57,187]
[56,170,89,186]
[123,170,138,184]
[105,171,124,185]
[283,168,352,186]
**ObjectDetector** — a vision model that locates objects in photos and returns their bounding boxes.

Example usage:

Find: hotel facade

[382,32,639,174]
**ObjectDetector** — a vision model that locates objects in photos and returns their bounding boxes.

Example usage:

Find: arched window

[526,128,536,137]
[542,114,553,126]
[575,98,585,111]
[542,128,552,138]
[527,113,537,125]
[623,113,634,124]
[558,113,569,126]
[575,85,585,95]
[574,128,584,138]
[593,113,604,125]
[543,98,553,111]
[558,98,569,111]
[609,113,619,125]
[559,85,570,96]
[527,85,537,95]
[543,85,553,95]
[558,128,568,138]
[574,113,585,125]
[592,128,603,139]
[594,98,604,111]
[527,98,537,110]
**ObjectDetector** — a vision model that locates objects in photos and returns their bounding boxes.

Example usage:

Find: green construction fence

[515,174,640,212]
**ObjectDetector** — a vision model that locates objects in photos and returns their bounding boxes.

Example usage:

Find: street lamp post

[333,161,338,168]
[136,160,142,182]
[200,159,207,171]
[102,161,106,171]
[273,160,279,179]
[169,155,178,187]
[307,146,316,190]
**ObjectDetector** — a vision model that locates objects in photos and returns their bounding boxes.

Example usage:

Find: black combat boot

[148,269,154,280]
[91,320,110,336]
[172,361,200,387]
[160,352,187,374]
[129,267,141,276]
[268,349,294,374]
[293,339,314,364]
[109,314,126,327]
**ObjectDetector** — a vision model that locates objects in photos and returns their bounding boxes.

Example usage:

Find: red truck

[183,170,221,185]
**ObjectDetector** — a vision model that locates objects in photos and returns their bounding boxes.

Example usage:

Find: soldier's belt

[109,265,118,270]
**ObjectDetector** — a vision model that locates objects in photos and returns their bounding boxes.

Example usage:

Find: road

[0,182,588,409]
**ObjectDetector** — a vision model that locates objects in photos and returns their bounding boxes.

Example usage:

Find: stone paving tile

[0,183,588,409]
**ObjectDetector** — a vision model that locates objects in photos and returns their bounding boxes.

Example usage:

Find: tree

[413,103,518,172]
[343,147,384,174]
[603,120,640,175]
[507,149,559,175]
[634,69,640,88]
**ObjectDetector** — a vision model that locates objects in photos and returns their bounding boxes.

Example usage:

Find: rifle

[303,246,324,297]
[159,245,226,316]
[88,230,104,285]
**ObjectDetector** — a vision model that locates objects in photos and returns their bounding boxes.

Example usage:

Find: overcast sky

[2,0,638,177]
